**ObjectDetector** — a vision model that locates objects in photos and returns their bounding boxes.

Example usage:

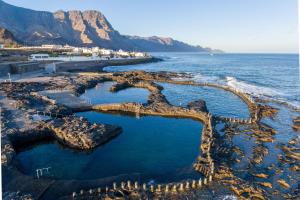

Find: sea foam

[225,76,282,97]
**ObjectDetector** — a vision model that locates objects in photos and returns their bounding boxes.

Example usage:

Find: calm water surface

[160,83,249,118]
[16,112,202,182]
[80,81,149,105]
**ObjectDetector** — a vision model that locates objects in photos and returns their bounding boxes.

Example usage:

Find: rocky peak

[54,10,66,21]
[0,0,220,52]
[82,10,113,32]
[0,27,18,45]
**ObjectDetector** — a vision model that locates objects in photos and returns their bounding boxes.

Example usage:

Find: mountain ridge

[0,0,221,52]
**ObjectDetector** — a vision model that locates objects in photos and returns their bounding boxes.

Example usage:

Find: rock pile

[187,99,209,113]
[46,116,122,150]
[292,117,300,131]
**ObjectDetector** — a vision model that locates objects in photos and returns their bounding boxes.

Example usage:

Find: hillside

[0,27,18,46]
[0,0,220,52]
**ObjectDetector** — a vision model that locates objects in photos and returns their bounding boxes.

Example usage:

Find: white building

[117,49,130,57]
[133,52,147,57]
[29,54,50,61]
[92,47,100,53]
[72,47,83,55]
[82,48,92,54]
[41,44,63,49]
[99,48,113,55]
[0,44,4,49]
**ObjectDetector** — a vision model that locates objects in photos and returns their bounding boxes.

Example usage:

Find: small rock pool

[160,83,250,118]
[80,81,150,105]
[15,112,202,183]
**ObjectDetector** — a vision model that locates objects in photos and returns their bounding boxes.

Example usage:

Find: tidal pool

[15,112,202,182]
[160,83,249,118]
[80,81,150,105]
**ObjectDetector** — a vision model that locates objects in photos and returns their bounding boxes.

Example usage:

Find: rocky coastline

[1,70,298,199]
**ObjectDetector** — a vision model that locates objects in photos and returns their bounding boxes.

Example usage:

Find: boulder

[187,99,208,113]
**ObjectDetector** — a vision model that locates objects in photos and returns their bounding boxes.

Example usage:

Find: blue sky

[4,0,299,53]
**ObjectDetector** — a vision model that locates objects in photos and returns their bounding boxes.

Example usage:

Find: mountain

[0,27,18,45]
[0,0,220,52]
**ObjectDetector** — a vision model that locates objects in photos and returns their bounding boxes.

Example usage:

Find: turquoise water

[16,112,202,182]
[80,81,149,105]
[160,83,249,118]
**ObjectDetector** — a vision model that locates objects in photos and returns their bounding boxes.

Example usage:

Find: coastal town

[0,44,150,61]
[0,44,156,81]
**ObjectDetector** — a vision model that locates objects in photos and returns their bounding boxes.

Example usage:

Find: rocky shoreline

[1,70,299,199]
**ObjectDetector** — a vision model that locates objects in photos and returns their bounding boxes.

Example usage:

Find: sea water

[106,53,299,108]
[16,112,202,182]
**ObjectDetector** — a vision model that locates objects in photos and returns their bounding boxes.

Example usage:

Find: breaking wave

[187,72,222,83]
[224,76,283,97]
[189,73,299,109]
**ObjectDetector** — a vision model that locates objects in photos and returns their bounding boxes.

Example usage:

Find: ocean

[106,53,300,109]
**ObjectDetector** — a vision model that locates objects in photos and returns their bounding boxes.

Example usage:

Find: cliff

[0,0,220,52]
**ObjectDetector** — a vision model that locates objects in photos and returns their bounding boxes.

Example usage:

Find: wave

[217,195,238,200]
[224,76,300,109]
[189,72,222,83]
[190,73,300,109]
[225,76,283,97]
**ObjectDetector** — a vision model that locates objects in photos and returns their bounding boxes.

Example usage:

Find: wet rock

[258,104,278,119]
[292,117,300,131]
[3,191,33,200]
[280,145,300,161]
[289,164,300,172]
[45,116,122,150]
[187,99,208,113]
[252,173,269,179]
[277,179,290,189]
[258,182,272,189]
[251,145,269,164]
[1,139,15,166]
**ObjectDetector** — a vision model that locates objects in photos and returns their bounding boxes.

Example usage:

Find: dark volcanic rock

[46,116,122,150]
[187,99,209,113]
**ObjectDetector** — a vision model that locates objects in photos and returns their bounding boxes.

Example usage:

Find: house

[133,52,147,57]
[29,54,50,61]
[72,47,83,55]
[99,48,113,56]
[92,47,100,53]
[82,48,92,54]
[41,44,63,49]
[117,49,130,57]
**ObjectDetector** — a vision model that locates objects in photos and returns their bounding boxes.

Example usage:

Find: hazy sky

[4,0,299,53]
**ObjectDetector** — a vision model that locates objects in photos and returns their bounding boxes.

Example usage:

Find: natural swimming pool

[80,81,150,105]
[160,83,250,118]
[15,112,202,182]
[15,81,249,183]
